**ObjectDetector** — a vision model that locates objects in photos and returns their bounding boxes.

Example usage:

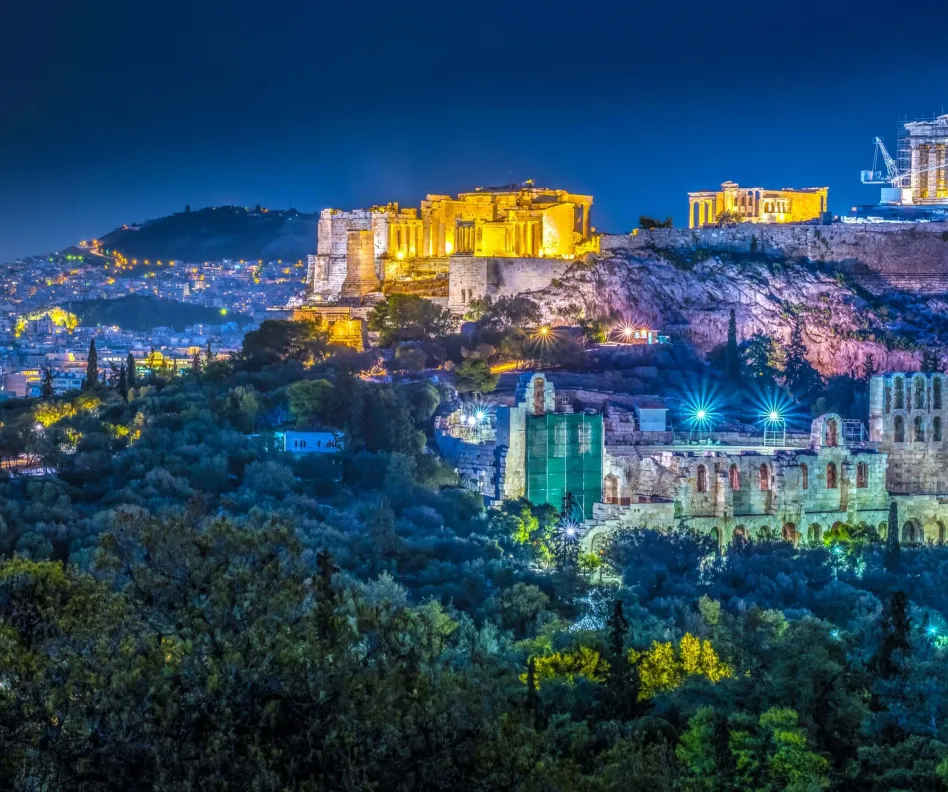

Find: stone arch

[935,416,943,442]
[939,521,947,544]
[878,521,888,541]
[759,463,771,491]
[894,414,905,443]
[696,464,708,493]
[782,523,798,543]
[603,474,619,504]
[757,525,773,541]
[902,519,923,545]
[709,526,720,548]
[729,463,740,491]
[801,463,809,490]
[826,462,837,489]
[894,376,904,409]
[807,523,823,545]
[811,413,843,450]
[914,415,925,442]
[826,418,838,448]
[915,376,926,410]
[935,377,943,410]
[733,525,747,543]
[856,462,868,488]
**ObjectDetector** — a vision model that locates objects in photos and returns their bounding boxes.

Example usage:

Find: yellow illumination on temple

[688,181,828,228]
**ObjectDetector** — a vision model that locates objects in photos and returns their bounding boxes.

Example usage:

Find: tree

[639,216,673,230]
[204,340,215,366]
[240,319,328,368]
[368,295,453,346]
[454,358,498,394]
[392,343,428,373]
[714,209,742,227]
[724,308,740,382]
[190,350,203,375]
[861,353,878,384]
[40,366,54,398]
[922,348,941,373]
[783,321,823,398]
[874,591,912,680]
[126,352,136,389]
[287,379,334,428]
[741,333,784,382]
[117,364,128,400]
[83,339,98,391]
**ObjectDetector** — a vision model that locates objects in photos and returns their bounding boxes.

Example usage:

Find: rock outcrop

[531,248,942,377]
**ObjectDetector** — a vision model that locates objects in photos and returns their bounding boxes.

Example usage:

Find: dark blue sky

[3,0,948,261]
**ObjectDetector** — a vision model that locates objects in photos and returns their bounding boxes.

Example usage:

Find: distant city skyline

[3,0,948,262]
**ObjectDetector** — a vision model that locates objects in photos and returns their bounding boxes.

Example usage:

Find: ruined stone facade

[311,181,597,301]
[688,181,828,228]
[448,256,575,314]
[435,376,892,553]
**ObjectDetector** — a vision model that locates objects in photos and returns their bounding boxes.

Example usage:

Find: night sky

[3,0,948,262]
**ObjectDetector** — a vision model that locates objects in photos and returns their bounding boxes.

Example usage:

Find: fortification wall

[601,223,948,293]
[448,256,574,313]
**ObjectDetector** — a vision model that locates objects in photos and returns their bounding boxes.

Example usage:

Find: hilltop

[96,205,318,262]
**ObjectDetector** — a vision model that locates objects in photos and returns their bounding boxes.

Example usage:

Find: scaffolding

[525,412,603,520]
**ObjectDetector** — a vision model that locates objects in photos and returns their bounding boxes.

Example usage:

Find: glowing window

[826,462,837,489]
[728,463,740,491]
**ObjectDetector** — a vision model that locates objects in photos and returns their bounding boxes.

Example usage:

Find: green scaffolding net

[525,412,603,519]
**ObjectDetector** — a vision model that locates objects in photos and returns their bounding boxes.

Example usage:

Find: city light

[768,409,782,422]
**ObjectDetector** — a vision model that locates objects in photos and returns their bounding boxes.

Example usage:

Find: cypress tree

[725,308,740,382]
[40,366,54,398]
[861,353,877,384]
[885,499,900,572]
[191,350,203,376]
[204,341,214,367]
[118,364,128,400]
[875,591,912,679]
[84,339,98,391]
[783,321,821,397]
[126,353,136,389]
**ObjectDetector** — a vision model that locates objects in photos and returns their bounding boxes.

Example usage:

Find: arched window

[759,463,770,491]
[807,524,822,544]
[782,523,797,543]
[826,462,837,489]
[885,385,892,414]
[916,377,926,410]
[914,415,925,443]
[729,463,740,491]
[935,416,942,442]
[696,464,708,493]
[935,378,943,410]
[603,474,619,504]
[894,377,904,409]
[857,462,868,488]
[800,463,809,490]
[825,419,838,448]
[733,526,746,543]
[894,415,905,443]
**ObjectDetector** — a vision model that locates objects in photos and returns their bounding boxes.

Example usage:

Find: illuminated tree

[454,358,498,394]
[118,364,128,400]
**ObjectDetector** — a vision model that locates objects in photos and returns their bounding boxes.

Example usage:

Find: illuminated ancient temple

[688,181,829,228]
[309,181,597,300]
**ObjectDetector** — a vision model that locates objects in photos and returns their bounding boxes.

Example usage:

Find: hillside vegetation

[68,295,249,330]
[98,205,317,262]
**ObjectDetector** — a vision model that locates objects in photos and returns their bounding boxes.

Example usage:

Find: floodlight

[475,410,485,422]
[539,326,550,337]
[566,527,576,537]
[928,625,940,637]
[768,410,781,422]
[695,409,707,421]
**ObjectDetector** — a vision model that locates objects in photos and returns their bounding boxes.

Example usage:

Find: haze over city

[4,0,948,262]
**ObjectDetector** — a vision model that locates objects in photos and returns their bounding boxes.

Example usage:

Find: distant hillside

[97,205,318,262]
[67,295,250,331]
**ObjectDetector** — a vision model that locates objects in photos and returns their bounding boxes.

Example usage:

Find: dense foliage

[2,321,948,789]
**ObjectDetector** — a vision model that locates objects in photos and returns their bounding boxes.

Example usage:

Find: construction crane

[861,137,901,185]
[861,136,946,187]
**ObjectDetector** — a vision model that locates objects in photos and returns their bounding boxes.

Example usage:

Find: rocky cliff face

[532,249,943,377]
